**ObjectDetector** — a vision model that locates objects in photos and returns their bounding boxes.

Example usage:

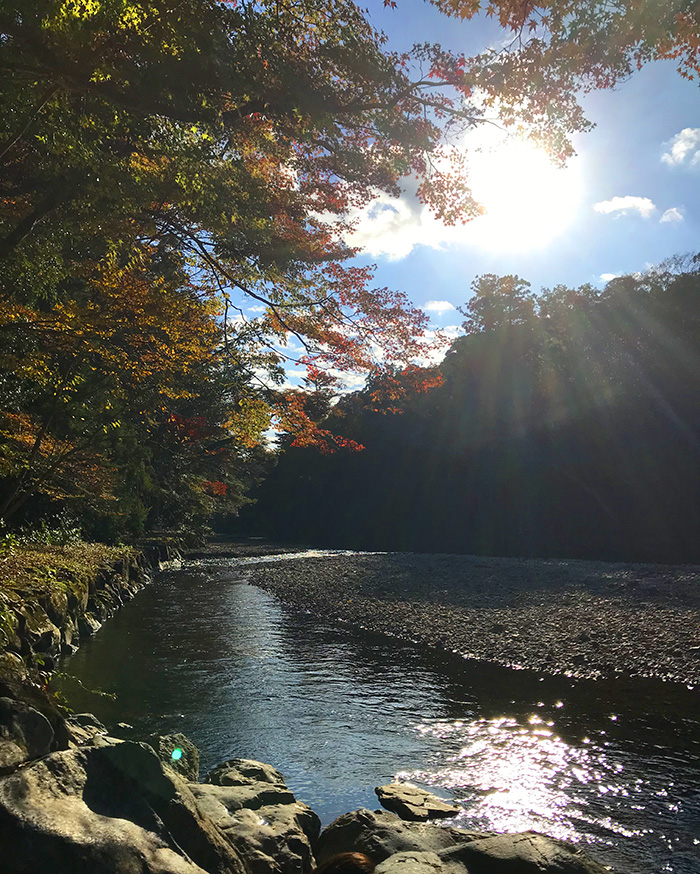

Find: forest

[2,0,699,550]
[241,262,700,563]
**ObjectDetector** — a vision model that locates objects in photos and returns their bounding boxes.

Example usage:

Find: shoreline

[0,541,686,873]
[244,551,700,686]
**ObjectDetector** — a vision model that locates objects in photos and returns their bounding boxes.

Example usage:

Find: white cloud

[345,184,459,260]
[247,304,267,313]
[661,128,700,167]
[343,128,582,260]
[422,300,456,315]
[328,369,367,391]
[413,325,463,367]
[660,207,684,223]
[599,273,619,282]
[593,196,656,218]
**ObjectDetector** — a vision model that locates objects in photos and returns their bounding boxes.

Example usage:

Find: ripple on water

[59,555,700,874]
[397,713,699,872]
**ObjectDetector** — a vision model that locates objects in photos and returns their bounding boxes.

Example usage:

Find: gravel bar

[244,552,700,685]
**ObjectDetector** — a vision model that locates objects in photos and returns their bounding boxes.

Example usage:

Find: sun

[464,137,582,251]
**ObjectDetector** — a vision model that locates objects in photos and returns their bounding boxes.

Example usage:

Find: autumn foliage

[1,0,697,535]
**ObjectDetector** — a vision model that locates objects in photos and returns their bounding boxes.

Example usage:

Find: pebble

[246,552,700,685]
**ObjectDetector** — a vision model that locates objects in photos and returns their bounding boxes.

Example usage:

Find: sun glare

[465,138,582,252]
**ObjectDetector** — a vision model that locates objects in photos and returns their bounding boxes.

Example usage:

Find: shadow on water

[58,556,700,874]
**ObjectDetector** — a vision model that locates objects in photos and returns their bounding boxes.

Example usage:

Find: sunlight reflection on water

[398,714,668,851]
[60,555,700,874]
[238,549,381,565]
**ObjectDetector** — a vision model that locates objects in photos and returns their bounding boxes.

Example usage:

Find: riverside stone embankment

[245,551,700,685]
[0,542,181,676]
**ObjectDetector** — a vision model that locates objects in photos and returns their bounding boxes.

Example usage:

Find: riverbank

[0,541,181,675]
[0,706,609,874]
[245,551,700,685]
[1,542,689,872]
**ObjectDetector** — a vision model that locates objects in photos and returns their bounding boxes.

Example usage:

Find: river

[59,552,700,874]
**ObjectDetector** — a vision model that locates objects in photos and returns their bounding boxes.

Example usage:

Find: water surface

[60,554,700,874]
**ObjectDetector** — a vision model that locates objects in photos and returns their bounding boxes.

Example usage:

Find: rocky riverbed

[244,552,700,685]
[0,697,609,874]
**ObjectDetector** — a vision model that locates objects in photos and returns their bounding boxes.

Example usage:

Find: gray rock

[0,651,28,685]
[439,832,609,873]
[148,731,200,781]
[61,615,79,654]
[0,661,70,751]
[193,779,297,811]
[112,721,135,736]
[65,712,108,747]
[376,784,460,822]
[19,602,61,655]
[192,758,321,874]
[0,696,54,773]
[71,712,108,732]
[207,757,286,787]
[375,852,446,874]
[317,809,482,864]
[191,783,320,874]
[78,611,102,637]
[0,739,247,874]
[318,811,607,874]
[203,758,296,805]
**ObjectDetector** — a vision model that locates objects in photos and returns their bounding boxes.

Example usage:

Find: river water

[59,552,700,874]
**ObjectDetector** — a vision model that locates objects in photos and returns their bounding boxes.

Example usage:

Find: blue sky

[243,1,699,388]
[348,2,700,332]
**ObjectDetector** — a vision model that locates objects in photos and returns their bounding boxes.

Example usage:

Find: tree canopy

[243,258,700,563]
[2,0,698,536]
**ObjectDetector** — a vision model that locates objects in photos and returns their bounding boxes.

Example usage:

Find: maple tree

[1,0,695,532]
[426,1,700,127]
[0,249,265,532]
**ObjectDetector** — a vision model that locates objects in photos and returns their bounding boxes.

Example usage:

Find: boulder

[78,611,102,637]
[0,652,28,687]
[191,758,321,874]
[0,659,70,752]
[0,696,54,773]
[0,739,248,874]
[375,784,460,822]
[438,832,609,874]
[318,811,608,874]
[40,589,69,629]
[317,809,483,864]
[375,851,447,874]
[61,614,79,654]
[207,758,287,787]
[148,731,200,781]
[18,602,61,656]
[65,712,108,747]
[191,784,320,874]
[71,712,108,732]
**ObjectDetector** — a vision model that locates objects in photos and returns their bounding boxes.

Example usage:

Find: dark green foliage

[241,260,700,562]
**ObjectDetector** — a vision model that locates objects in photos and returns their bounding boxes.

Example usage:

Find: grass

[0,542,135,602]
[0,542,137,652]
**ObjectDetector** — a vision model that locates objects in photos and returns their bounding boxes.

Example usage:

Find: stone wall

[1,544,181,675]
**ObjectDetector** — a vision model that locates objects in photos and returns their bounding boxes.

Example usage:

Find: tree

[2,0,696,531]
[427,1,700,116]
[0,247,262,532]
[458,274,536,334]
